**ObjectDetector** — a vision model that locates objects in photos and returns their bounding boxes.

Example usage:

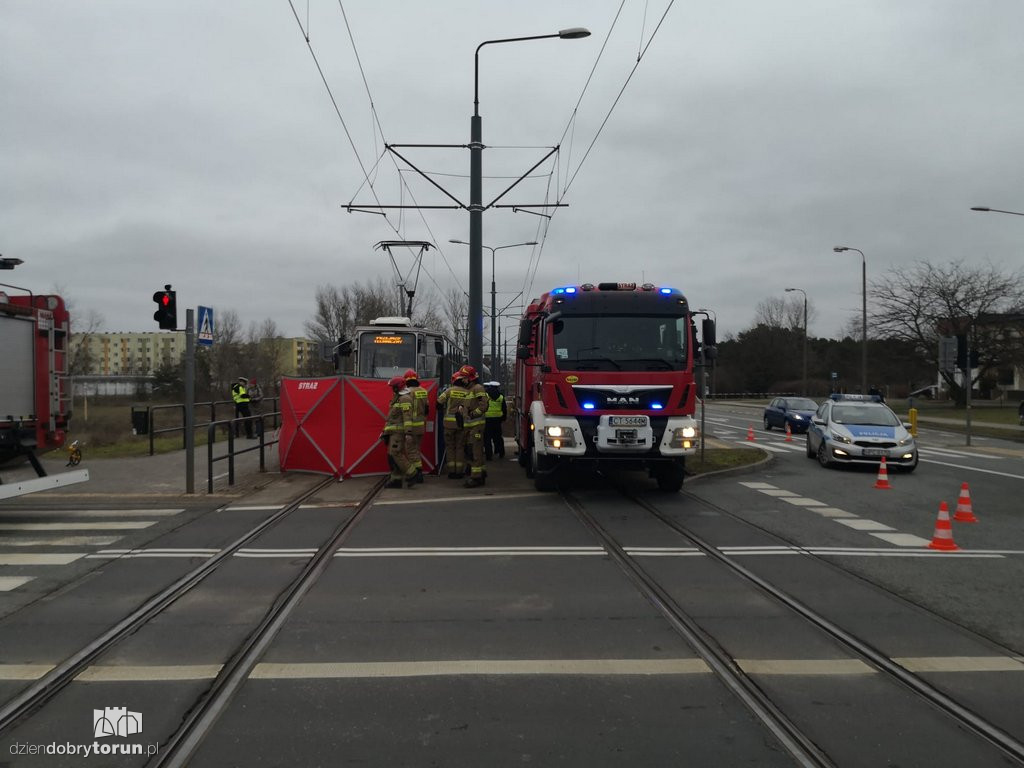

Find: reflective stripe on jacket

[463,382,488,427]
[485,394,505,419]
[437,385,469,426]
[409,386,428,430]
[383,391,414,434]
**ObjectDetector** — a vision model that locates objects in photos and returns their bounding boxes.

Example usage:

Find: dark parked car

[763,397,819,433]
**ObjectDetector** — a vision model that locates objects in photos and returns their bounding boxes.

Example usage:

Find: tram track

[0,475,384,754]
[564,481,1024,767]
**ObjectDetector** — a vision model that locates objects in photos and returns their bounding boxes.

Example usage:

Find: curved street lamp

[450,238,536,369]
[971,206,1024,216]
[466,27,590,370]
[785,287,808,396]
[833,246,867,394]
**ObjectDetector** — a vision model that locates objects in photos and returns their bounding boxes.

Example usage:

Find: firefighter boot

[413,469,424,484]
[385,478,403,489]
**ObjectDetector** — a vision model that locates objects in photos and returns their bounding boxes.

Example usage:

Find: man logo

[93,707,143,738]
[606,396,640,406]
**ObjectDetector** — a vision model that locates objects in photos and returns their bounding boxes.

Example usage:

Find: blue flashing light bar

[651,402,664,410]
[659,287,673,295]
[582,402,596,410]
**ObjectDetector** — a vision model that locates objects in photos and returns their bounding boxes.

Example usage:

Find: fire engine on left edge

[0,288,73,472]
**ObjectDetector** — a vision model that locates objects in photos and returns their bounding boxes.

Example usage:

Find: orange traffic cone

[874,456,891,489]
[746,425,756,441]
[785,423,793,442]
[953,482,978,523]
[927,501,959,551]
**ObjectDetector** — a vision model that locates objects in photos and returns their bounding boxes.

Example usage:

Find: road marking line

[920,447,1004,460]
[334,547,606,557]
[759,490,801,497]
[811,507,857,517]
[0,522,156,531]
[896,657,1024,673]
[781,497,828,507]
[0,664,54,680]
[376,492,542,506]
[871,533,932,547]
[0,576,34,591]
[250,659,711,679]
[0,536,121,547]
[738,659,874,675]
[738,442,789,453]
[739,482,778,489]
[836,519,895,532]
[920,458,1024,481]
[0,553,86,565]
[76,665,224,682]
[0,509,184,518]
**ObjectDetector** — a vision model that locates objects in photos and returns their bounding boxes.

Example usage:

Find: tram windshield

[357,330,416,378]
[549,314,689,372]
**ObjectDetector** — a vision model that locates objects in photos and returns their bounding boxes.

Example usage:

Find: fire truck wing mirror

[336,338,353,357]
[545,311,561,323]
[701,318,716,348]
[703,345,718,362]
[516,345,531,360]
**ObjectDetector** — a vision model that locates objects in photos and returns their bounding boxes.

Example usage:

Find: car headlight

[791,414,805,421]
[897,437,914,446]
[830,432,852,444]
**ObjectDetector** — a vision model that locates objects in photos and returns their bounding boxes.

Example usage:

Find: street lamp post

[450,239,536,371]
[467,27,590,371]
[833,246,867,394]
[785,287,808,396]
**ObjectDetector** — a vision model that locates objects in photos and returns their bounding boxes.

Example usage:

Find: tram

[340,316,464,382]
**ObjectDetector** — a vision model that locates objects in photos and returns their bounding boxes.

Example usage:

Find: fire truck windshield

[356,331,416,378]
[549,314,688,372]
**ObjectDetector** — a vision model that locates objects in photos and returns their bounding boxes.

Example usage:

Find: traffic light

[955,335,979,370]
[152,286,177,330]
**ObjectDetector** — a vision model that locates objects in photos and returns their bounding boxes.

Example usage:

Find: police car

[806,394,918,471]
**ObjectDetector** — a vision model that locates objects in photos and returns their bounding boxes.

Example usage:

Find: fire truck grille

[572,387,674,410]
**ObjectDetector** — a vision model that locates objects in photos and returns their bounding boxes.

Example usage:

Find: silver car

[806,394,918,471]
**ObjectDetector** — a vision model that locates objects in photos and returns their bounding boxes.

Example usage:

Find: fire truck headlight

[669,425,699,448]
[544,425,576,448]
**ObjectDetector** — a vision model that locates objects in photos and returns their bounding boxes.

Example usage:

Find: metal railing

[206,412,280,493]
[136,399,280,456]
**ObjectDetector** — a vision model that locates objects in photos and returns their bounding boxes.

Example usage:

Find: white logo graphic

[93,707,143,738]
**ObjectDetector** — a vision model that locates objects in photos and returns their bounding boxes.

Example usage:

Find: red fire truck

[0,288,73,477]
[514,282,714,492]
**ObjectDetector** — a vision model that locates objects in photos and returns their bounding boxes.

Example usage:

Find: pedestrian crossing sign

[197,305,214,346]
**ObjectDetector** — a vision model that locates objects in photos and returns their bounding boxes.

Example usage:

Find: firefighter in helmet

[437,371,469,479]
[459,365,489,487]
[381,375,417,489]
[403,368,427,483]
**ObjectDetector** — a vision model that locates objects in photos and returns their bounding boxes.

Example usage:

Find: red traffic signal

[152,288,177,330]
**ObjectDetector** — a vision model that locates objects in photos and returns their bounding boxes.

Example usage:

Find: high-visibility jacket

[437,384,470,427]
[463,382,488,428]
[231,383,250,405]
[383,389,415,435]
[485,393,506,420]
[408,384,428,433]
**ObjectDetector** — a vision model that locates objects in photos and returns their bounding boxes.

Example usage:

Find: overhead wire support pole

[485,146,561,209]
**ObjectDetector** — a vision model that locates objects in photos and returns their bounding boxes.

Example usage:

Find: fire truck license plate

[616,429,638,443]
[609,416,647,427]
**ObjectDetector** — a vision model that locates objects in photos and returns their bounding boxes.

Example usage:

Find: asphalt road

[1,410,1022,766]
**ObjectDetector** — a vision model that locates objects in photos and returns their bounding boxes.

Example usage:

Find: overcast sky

[4,1,1023,344]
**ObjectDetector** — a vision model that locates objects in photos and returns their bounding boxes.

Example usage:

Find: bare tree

[67,308,106,375]
[442,286,469,353]
[753,296,808,332]
[872,259,1024,396]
